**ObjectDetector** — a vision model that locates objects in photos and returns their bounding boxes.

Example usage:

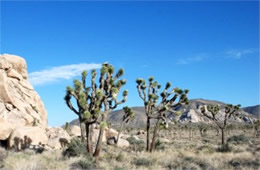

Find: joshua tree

[200,104,241,146]
[253,120,260,137]
[115,106,135,145]
[64,122,70,133]
[136,77,189,152]
[65,63,128,157]
[64,77,88,142]
[197,123,208,138]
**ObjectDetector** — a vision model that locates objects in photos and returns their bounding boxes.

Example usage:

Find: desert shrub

[197,144,215,154]
[155,139,165,151]
[77,159,96,169]
[114,166,128,170]
[167,156,215,170]
[127,136,145,152]
[126,136,137,144]
[103,150,115,162]
[116,152,126,162]
[216,143,232,152]
[167,160,200,170]
[197,123,209,137]
[73,156,97,170]
[0,147,7,169]
[135,158,153,166]
[229,158,260,169]
[227,134,249,144]
[201,138,211,144]
[62,138,87,157]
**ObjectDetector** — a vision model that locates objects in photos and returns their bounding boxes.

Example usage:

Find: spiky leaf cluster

[122,106,135,123]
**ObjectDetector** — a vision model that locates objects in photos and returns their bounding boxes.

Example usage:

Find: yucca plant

[200,104,241,146]
[65,63,128,157]
[136,77,189,152]
[115,106,135,145]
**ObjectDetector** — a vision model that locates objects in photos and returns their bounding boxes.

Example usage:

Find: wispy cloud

[226,48,259,59]
[177,54,208,65]
[29,63,102,86]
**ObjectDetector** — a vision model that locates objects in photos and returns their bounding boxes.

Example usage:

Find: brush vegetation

[1,123,259,170]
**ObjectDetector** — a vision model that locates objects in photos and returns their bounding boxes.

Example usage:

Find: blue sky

[1,1,259,126]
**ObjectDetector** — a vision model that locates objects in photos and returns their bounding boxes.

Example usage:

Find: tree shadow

[13,135,32,151]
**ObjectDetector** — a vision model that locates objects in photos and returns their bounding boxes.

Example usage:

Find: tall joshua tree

[200,104,241,146]
[136,77,189,152]
[65,63,128,157]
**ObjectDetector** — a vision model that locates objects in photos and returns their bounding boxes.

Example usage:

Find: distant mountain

[242,105,260,118]
[68,106,150,128]
[68,99,258,128]
[107,99,256,128]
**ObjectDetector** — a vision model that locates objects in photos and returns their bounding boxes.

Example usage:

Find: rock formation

[46,127,71,149]
[0,118,14,140]
[176,99,256,123]
[0,54,47,139]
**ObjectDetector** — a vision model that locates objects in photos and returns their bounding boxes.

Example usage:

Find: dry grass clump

[2,149,81,170]
[0,147,8,169]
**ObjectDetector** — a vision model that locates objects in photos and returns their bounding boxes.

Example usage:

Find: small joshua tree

[200,104,241,146]
[253,120,260,137]
[197,123,208,137]
[64,122,70,133]
[116,106,135,145]
[65,63,128,157]
[64,77,88,142]
[136,77,189,152]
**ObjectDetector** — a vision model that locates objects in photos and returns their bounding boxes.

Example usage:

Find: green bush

[126,136,137,145]
[227,134,249,144]
[71,155,97,170]
[197,144,215,154]
[116,152,126,162]
[229,158,260,169]
[114,167,128,170]
[76,158,96,169]
[155,139,165,151]
[216,143,232,152]
[0,147,7,169]
[135,158,153,166]
[62,138,87,157]
[127,136,145,152]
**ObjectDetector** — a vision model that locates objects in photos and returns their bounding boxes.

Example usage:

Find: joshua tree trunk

[221,128,225,146]
[79,117,86,142]
[94,114,107,157]
[86,123,93,154]
[189,129,192,141]
[94,128,105,157]
[216,128,219,136]
[146,118,151,151]
[116,121,124,145]
[150,119,160,152]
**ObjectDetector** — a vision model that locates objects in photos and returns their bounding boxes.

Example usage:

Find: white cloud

[177,54,207,65]
[226,48,258,59]
[29,63,102,86]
